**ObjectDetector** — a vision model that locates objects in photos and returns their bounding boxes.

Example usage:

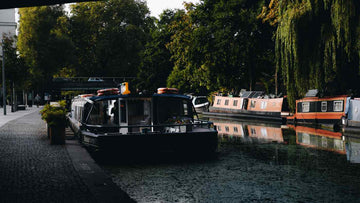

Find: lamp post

[2,39,6,115]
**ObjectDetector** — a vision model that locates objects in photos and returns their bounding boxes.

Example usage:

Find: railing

[80,120,215,134]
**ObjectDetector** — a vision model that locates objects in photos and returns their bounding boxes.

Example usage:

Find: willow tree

[260,0,360,110]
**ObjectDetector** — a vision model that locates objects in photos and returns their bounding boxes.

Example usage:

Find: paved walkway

[0,105,40,128]
[0,108,134,202]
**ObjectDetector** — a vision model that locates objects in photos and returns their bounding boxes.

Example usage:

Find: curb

[65,133,135,203]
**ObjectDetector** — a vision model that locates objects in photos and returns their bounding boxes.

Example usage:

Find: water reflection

[211,118,285,144]
[211,118,360,163]
[290,125,345,154]
[344,135,360,163]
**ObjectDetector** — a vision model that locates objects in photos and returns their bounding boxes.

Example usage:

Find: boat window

[157,98,191,124]
[261,101,267,109]
[128,99,151,129]
[321,101,327,112]
[251,128,256,135]
[87,100,117,125]
[195,98,208,105]
[302,102,310,112]
[334,100,343,112]
[225,100,229,106]
[217,99,221,105]
[250,100,256,108]
[233,100,238,106]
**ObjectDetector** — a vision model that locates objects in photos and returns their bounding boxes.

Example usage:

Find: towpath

[0,107,133,202]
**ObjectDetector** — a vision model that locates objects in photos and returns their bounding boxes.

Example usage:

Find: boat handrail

[81,120,213,131]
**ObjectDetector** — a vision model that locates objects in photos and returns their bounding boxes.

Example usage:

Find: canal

[95,118,360,202]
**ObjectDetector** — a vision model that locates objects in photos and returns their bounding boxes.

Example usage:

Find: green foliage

[70,0,152,77]
[1,35,29,90]
[136,9,184,92]
[40,101,67,127]
[17,5,75,90]
[166,0,275,94]
[261,0,360,111]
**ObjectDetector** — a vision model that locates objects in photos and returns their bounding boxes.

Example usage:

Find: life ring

[97,88,119,96]
[80,94,94,98]
[157,87,179,94]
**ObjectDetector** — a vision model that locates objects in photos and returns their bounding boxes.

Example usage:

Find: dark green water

[103,118,360,202]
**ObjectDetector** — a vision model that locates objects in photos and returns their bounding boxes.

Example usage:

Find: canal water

[98,118,360,202]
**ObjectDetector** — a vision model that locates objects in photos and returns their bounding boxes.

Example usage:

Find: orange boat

[287,92,350,126]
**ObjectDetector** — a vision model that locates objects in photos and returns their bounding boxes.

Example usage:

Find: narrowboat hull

[80,130,218,153]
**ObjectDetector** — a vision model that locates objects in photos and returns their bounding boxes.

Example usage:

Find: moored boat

[287,90,350,128]
[67,83,218,153]
[203,91,290,123]
[340,98,360,133]
[190,95,210,113]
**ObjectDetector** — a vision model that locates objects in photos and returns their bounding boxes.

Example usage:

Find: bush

[40,101,67,127]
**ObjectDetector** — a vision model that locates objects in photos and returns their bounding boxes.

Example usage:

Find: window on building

[225,100,229,106]
[217,99,221,105]
[334,101,343,112]
[321,101,327,112]
[302,102,310,112]
[225,126,229,132]
[218,126,221,131]
[234,127,238,132]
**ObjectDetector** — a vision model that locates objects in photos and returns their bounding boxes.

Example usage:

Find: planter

[40,101,67,145]
[49,125,65,145]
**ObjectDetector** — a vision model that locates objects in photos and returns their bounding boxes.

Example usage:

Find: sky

[146,0,200,17]
[15,0,202,24]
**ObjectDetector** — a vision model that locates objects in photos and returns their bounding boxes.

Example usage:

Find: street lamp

[1,39,6,115]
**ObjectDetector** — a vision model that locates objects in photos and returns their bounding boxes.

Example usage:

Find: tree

[167,0,275,94]
[1,35,28,88]
[70,0,152,77]
[136,9,184,92]
[260,0,360,110]
[17,5,75,90]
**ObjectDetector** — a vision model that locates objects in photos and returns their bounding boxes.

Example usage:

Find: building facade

[0,8,16,53]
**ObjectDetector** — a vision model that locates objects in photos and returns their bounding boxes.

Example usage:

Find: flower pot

[49,125,65,145]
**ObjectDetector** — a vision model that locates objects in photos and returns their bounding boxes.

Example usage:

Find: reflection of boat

[287,90,350,127]
[344,136,360,163]
[68,84,218,153]
[211,119,284,143]
[289,125,345,154]
[203,91,290,123]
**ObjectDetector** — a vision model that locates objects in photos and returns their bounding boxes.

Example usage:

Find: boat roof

[89,93,190,102]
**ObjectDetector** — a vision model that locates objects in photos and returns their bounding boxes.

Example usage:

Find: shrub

[40,100,67,127]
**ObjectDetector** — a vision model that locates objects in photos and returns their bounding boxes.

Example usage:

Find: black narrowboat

[68,84,218,153]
